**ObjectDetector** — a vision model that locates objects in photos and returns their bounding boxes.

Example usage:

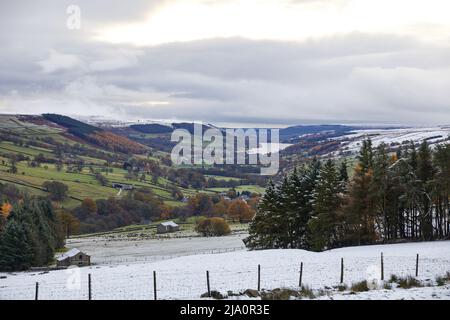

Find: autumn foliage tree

[227,199,255,222]
[188,193,214,216]
[195,217,231,236]
[57,211,80,237]
[0,202,12,232]
[212,199,230,216]
[1,202,12,218]
[81,198,97,215]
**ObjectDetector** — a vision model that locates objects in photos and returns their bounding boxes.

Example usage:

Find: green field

[0,141,55,158]
[204,174,242,181]
[205,185,265,194]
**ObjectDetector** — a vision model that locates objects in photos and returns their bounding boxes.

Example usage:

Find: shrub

[436,276,446,286]
[350,280,370,292]
[299,285,315,299]
[336,284,348,292]
[396,276,422,289]
[435,272,450,286]
[389,274,398,283]
[195,217,231,236]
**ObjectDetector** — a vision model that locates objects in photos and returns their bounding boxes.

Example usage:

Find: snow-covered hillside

[333,126,450,155]
[1,241,450,300]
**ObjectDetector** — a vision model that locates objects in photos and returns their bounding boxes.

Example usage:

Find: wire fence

[1,252,449,300]
[99,247,247,265]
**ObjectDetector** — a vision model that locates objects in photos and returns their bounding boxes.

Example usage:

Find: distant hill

[42,114,100,137]
[130,122,216,135]
[42,114,147,154]
[130,123,173,134]
[279,124,355,142]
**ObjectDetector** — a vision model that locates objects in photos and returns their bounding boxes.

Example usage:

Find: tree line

[0,186,65,271]
[245,139,450,251]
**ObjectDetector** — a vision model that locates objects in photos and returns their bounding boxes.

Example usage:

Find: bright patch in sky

[95,0,450,46]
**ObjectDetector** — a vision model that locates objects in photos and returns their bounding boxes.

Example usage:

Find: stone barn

[156,221,180,234]
[56,248,91,267]
[112,183,134,190]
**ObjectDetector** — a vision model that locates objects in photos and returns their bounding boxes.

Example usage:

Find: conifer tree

[417,141,434,240]
[341,139,375,245]
[339,159,349,184]
[308,159,341,251]
[371,143,392,239]
[245,180,280,249]
[0,220,33,271]
[246,138,450,251]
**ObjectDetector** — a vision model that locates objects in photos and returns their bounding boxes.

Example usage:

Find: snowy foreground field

[1,241,450,300]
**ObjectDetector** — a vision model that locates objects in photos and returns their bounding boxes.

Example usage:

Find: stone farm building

[112,183,134,190]
[56,248,91,267]
[156,221,180,234]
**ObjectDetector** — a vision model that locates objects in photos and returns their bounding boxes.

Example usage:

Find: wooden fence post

[340,258,344,283]
[206,271,211,297]
[299,262,303,287]
[416,254,419,277]
[381,252,384,281]
[88,273,92,300]
[35,282,39,300]
[257,264,261,291]
[153,271,157,300]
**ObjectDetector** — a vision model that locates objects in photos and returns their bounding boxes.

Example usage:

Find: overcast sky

[1,0,450,127]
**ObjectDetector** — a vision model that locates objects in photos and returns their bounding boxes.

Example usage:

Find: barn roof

[160,221,179,227]
[56,248,85,261]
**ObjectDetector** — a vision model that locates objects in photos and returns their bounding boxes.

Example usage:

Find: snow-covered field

[1,240,450,300]
[65,234,247,265]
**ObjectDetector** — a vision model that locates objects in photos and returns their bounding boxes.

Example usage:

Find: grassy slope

[0,116,184,208]
[0,116,267,209]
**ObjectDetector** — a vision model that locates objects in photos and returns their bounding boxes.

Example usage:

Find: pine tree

[357,139,373,173]
[308,159,341,251]
[371,143,392,239]
[0,198,62,270]
[408,141,418,171]
[288,166,313,248]
[341,139,375,245]
[245,180,280,249]
[246,138,449,251]
[0,220,33,271]
[339,159,349,183]
[274,175,292,248]
[417,141,434,240]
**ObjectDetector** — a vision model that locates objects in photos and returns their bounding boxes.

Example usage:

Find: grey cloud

[1,1,450,126]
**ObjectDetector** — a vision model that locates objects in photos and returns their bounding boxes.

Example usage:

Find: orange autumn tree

[212,198,230,217]
[159,204,173,220]
[1,202,12,218]
[227,199,255,223]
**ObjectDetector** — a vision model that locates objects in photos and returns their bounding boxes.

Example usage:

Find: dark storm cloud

[0,1,450,125]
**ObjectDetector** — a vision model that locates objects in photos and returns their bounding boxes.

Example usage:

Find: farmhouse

[112,183,134,190]
[56,248,91,267]
[157,221,180,234]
